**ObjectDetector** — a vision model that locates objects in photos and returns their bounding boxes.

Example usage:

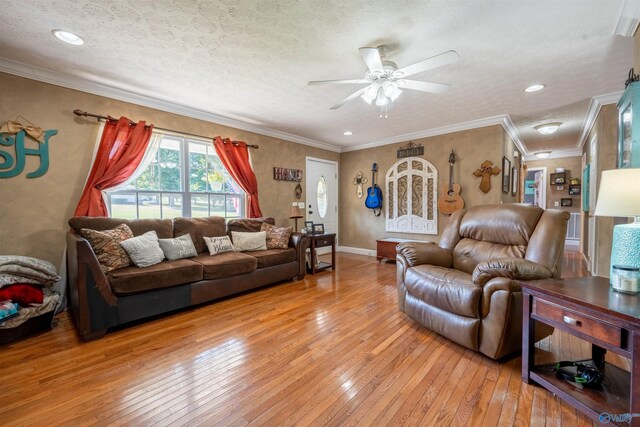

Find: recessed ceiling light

[52,29,84,45]
[535,151,552,159]
[524,84,546,93]
[534,122,561,135]
[343,131,353,136]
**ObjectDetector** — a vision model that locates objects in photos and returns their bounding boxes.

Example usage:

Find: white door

[533,170,546,209]
[306,157,338,245]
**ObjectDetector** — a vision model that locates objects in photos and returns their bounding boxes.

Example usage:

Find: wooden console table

[376,238,420,263]
[522,277,640,426]
[307,233,336,274]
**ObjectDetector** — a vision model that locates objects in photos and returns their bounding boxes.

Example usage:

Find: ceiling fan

[308,45,460,116]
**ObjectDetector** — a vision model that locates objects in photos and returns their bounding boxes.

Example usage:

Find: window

[106,133,245,219]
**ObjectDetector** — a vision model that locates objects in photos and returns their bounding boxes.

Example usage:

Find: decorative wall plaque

[273,167,302,181]
[0,121,57,179]
[397,141,424,158]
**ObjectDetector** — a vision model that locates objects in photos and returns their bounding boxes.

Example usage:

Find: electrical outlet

[555,201,560,207]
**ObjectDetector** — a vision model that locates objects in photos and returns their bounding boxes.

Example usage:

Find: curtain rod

[73,109,259,149]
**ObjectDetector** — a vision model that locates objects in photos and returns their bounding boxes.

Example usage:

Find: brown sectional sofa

[67,216,307,340]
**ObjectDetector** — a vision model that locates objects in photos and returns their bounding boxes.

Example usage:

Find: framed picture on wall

[502,157,511,193]
[511,166,518,196]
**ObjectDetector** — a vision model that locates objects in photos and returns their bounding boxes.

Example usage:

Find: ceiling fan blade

[359,47,384,74]
[397,50,460,78]
[402,80,451,94]
[330,87,368,110]
[308,79,369,86]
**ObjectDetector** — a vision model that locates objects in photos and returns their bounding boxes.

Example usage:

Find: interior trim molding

[0,58,343,153]
[341,114,526,153]
[576,91,623,150]
[614,0,640,36]
[337,246,376,257]
[523,148,583,161]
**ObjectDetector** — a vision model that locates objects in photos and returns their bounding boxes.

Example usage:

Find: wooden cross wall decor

[473,160,501,193]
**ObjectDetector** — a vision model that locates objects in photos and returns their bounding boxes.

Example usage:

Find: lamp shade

[593,169,640,217]
[289,205,303,219]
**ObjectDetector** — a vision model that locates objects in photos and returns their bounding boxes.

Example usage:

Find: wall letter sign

[0,129,57,178]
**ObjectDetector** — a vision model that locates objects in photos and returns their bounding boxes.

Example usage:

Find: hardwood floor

[0,251,603,426]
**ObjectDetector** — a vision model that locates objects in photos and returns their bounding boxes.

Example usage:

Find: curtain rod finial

[73,109,87,117]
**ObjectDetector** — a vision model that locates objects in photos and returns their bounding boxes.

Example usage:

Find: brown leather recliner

[396,204,569,359]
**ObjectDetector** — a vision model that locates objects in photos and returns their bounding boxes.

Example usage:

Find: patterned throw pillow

[261,223,293,249]
[158,234,198,260]
[204,236,236,255]
[231,231,267,251]
[119,231,166,268]
[81,224,134,272]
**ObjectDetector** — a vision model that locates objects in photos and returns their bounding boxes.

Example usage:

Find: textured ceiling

[0,0,634,154]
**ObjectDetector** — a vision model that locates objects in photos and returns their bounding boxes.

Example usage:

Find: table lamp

[289,205,303,231]
[593,168,640,287]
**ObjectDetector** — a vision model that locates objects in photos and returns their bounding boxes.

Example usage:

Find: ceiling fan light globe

[375,89,389,106]
[383,81,398,97]
[365,85,378,99]
[390,88,402,101]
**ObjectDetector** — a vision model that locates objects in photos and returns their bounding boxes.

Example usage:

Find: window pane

[189,142,207,169]
[138,193,161,218]
[190,169,208,192]
[226,195,242,218]
[159,146,181,191]
[136,165,159,190]
[162,194,183,218]
[224,172,242,194]
[110,193,137,219]
[209,194,225,217]
[317,176,328,219]
[191,195,209,217]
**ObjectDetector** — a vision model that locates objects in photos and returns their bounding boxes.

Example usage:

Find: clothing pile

[0,256,60,330]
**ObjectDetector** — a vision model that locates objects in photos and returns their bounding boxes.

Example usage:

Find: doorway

[305,157,338,251]
[587,134,598,274]
[524,167,547,209]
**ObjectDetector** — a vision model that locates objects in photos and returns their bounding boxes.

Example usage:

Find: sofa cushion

[173,217,227,254]
[245,248,296,269]
[158,234,198,260]
[107,259,203,295]
[261,223,293,249]
[190,252,257,280]
[204,235,236,255]
[232,231,267,251]
[70,217,173,238]
[227,217,275,234]
[458,204,543,246]
[404,265,481,318]
[80,224,134,272]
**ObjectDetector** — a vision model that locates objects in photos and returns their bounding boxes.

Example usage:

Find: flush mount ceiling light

[343,131,353,136]
[535,151,552,159]
[524,84,546,93]
[52,29,84,45]
[534,122,561,135]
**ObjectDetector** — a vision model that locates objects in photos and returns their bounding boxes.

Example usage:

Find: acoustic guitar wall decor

[365,163,383,216]
[437,150,464,214]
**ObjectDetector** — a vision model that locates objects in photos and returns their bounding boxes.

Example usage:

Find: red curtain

[74,117,153,217]
[213,136,262,218]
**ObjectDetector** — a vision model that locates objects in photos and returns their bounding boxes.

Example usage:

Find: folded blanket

[0,256,60,287]
[0,288,58,329]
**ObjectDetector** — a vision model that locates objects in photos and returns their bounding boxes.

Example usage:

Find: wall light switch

[555,201,560,207]
[297,202,305,208]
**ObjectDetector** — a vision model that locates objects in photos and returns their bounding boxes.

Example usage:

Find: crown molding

[614,0,640,36]
[523,148,583,162]
[576,91,623,150]
[500,114,528,155]
[0,57,342,153]
[341,114,526,153]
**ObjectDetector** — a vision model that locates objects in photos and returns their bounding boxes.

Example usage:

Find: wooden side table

[307,233,336,274]
[376,238,420,263]
[522,277,640,425]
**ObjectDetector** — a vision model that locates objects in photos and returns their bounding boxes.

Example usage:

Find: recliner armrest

[289,232,308,278]
[472,257,552,286]
[396,242,452,268]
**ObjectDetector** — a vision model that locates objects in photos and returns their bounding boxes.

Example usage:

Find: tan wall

[525,156,582,212]
[634,27,640,72]
[0,73,338,267]
[339,125,504,250]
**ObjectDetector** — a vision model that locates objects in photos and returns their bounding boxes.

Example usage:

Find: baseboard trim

[338,246,376,257]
